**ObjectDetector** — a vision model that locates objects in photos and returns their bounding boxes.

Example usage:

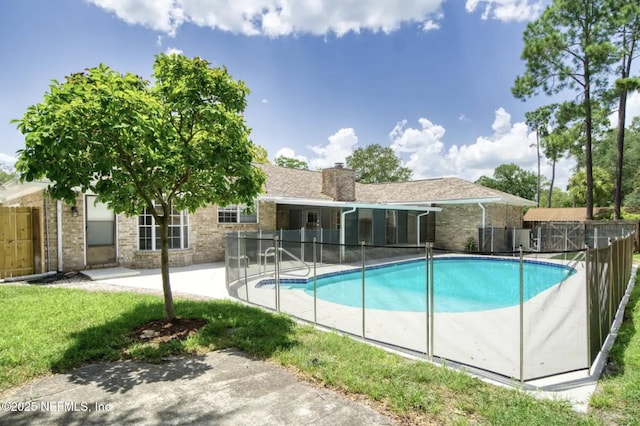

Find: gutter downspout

[56,201,63,272]
[44,196,50,272]
[417,212,430,245]
[478,203,486,251]
[340,207,357,261]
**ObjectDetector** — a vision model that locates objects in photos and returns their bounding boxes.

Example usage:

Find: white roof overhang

[259,196,442,212]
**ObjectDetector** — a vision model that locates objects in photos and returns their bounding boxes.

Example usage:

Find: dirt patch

[130,318,207,344]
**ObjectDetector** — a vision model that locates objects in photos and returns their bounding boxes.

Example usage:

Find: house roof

[523,207,610,222]
[257,163,535,206]
[1,163,534,207]
[354,177,535,206]
[257,163,333,201]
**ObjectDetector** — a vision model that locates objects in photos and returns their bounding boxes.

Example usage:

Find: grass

[590,269,640,425]
[0,282,622,425]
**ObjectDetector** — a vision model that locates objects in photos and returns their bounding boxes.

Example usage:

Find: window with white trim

[138,204,189,250]
[218,203,258,224]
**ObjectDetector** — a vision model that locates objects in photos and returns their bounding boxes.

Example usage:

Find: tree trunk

[536,130,541,207]
[584,66,594,220]
[548,158,556,208]
[158,213,175,320]
[615,90,627,220]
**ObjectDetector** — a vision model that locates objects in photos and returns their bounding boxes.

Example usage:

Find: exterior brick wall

[435,203,524,251]
[60,193,85,271]
[117,200,277,268]
[117,214,137,268]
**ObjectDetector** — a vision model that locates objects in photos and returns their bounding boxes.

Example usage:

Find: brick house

[0,163,534,274]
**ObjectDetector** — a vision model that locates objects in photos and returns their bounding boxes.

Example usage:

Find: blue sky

[1,0,634,189]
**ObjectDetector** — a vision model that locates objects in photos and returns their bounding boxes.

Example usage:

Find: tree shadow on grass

[49,298,299,395]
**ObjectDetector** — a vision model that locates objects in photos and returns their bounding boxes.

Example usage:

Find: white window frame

[217,203,259,224]
[138,204,189,251]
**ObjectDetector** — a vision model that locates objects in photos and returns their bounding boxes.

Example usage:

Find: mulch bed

[130,318,207,344]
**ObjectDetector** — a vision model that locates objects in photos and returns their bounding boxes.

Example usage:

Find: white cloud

[87,0,445,37]
[274,147,308,162]
[0,152,17,164]
[88,0,185,36]
[164,47,183,55]
[308,128,359,169]
[422,19,440,31]
[465,0,544,22]
[261,98,268,104]
[156,35,163,46]
[389,107,574,190]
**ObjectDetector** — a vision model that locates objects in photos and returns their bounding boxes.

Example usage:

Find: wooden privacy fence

[0,207,40,279]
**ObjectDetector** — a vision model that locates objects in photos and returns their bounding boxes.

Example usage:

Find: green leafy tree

[537,102,579,207]
[567,167,614,206]
[593,121,640,198]
[275,155,309,170]
[610,0,640,218]
[539,187,574,208]
[252,145,270,164]
[525,104,557,206]
[512,0,618,220]
[0,170,14,185]
[346,144,411,183]
[14,54,265,320]
[476,163,538,200]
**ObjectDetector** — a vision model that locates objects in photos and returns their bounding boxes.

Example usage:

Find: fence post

[320,228,324,264]
[429,242,435,359]
[491,227,495,253]
[313,237,317,325]
[608,238,614,328]
[537,227,542,252]
[236,231,242,281]
[361,240,366,340]
[274,235,280,311]
[585,243,592,369]
[425,241,430,360]
[519,244,524,383]
[595,245,602,349]
[301,226,305,262]
[243,234,249,302]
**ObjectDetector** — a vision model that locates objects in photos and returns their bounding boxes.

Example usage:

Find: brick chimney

[322,163,356,201]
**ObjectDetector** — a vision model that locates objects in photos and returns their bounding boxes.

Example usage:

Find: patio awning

[258,195,441,212]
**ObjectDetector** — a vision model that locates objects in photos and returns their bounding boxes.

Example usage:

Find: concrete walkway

[0,350,392,426]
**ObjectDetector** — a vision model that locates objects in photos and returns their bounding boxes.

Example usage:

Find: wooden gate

[0,207,40,279]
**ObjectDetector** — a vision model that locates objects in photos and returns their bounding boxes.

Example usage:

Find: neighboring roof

[523,207,610,222]
[355,177,536,206]
[0,177,48,203]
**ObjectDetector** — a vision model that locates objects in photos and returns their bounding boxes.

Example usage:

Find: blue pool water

[281,257,574,312]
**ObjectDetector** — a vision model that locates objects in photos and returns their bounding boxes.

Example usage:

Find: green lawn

[7,278,640,424]
[590,269,640,424]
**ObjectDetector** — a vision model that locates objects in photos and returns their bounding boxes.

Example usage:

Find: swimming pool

[269,257,575,312]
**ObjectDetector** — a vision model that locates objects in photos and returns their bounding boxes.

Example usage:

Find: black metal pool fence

[225,229,636,384]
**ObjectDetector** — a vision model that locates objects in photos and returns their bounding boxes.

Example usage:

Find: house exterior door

[85,195,116,265]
